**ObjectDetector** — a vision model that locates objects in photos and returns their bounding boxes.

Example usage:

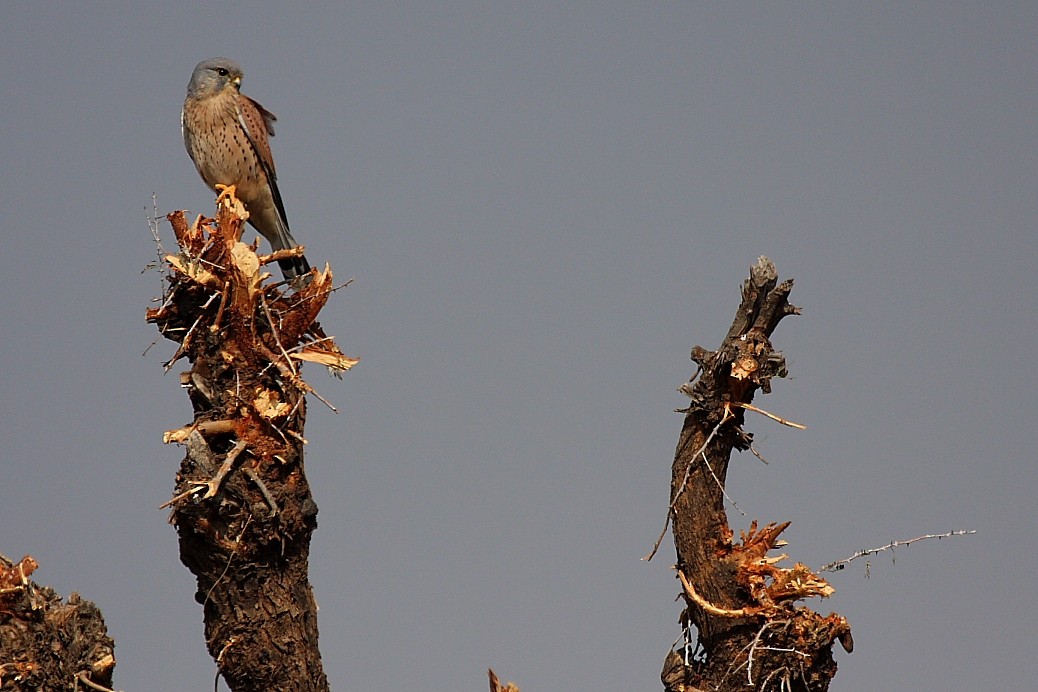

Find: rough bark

[0,555,115,691]
[146,190,356,692]
[660,258,851,692]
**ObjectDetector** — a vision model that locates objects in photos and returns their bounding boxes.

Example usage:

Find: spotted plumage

[182,58,310,279]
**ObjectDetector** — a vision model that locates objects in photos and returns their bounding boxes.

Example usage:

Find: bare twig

[303,382,338,412]
[676,568,762,619]
[163,314,205,373]
[698,442,747,518]
[162,291,221,373]
[284,335,337,353]
[159,440,248,508]
[162,419,237,445]
[144,192,166,277]
[289,277,356,307]
[749,443,769,465]
[199,440,248,499]
[761,667,792,692]
[244,468,279,517]
[204,516,253,607]
[74,672,122,692]
[819,530,976,573]
[746,620,789,685]
[260,291,298,378]
[729,401,806,430]
[644,410,735,561]
[216,635,240,665]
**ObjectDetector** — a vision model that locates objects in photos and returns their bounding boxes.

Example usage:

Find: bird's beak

[232,76,241,89]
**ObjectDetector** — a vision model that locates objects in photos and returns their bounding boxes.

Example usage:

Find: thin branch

[729,401,806,430]
[819,530,976,573]
[284,335,337,354]
[204,515,253,607]
[644,410,734,561]
[676,568,762,619]
[244,468,279,517]
[761,667,791,692]
[162,291,221,373]
[159,440,248,508]
[74,672,123,692]
[304,383,339,412]
[746,620,789,685]
[144,192,166,277]
[698,443,747,518]
[260,291,298,379]
[289,277,356,307]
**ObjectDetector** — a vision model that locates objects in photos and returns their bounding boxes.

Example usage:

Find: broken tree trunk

[146,190,356,692]
[0,555,115,690]
[659,257,851,692]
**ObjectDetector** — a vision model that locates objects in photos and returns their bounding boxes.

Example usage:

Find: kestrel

[182,58,311,280]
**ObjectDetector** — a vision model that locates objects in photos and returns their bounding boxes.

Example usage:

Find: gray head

[186,58,244,99]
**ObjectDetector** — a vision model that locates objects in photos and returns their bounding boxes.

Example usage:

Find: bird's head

[187,58,244,98]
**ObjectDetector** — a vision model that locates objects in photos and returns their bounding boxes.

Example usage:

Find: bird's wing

[236,93,290,229]
[237,94,278,177]
[251,98,279,137]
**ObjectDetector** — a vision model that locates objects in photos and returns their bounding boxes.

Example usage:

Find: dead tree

[658,257,852,692]
[0,555,115,691]
[146,189,356,692]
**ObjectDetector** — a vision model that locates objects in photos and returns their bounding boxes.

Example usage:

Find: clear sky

[1,3,1035,690]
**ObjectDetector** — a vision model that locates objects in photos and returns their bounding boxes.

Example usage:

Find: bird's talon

[215,183,238,205]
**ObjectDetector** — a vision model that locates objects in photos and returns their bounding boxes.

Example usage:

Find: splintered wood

[146,189,346,691]
[148,190,357,388]
[663,258,850,692]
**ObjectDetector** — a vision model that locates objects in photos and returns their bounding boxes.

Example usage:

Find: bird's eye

[216,68,229,77]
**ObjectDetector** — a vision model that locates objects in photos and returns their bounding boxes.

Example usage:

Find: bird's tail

[277,250,311,280]
[267,215,311,281]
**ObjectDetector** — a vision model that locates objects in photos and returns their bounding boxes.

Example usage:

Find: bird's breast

[183,95,268,203]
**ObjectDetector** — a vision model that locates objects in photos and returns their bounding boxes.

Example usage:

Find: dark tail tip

[278,254,312,280]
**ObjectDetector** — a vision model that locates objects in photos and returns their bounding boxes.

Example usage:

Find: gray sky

[1,2,1035,690]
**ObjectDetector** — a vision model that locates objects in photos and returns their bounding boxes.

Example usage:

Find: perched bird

[182,58,311,280]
